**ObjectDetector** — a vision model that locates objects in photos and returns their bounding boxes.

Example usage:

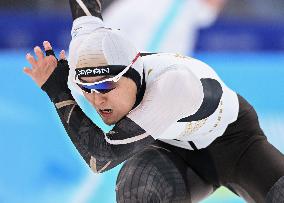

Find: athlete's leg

[231,137,284,203]
[209,95,284,203]
[222,136,284,203]
[266,176,284,203]
[227,98,284,202]
[115,142,214,203]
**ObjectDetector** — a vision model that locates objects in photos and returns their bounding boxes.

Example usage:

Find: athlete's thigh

[208,96,284,202]
[115,142,213,203]
[229,136,284,203]
[212,132,284,203]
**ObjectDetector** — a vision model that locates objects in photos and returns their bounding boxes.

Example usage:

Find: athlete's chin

[103,119,116,125]
[102,117,118,125]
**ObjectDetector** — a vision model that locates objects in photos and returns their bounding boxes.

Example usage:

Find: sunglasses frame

[74,52,141,94]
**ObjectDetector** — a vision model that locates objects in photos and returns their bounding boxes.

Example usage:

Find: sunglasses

[77,81,117,94]
[74,52,141,94]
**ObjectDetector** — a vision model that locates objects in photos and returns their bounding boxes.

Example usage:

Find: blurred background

[0,0,283,203]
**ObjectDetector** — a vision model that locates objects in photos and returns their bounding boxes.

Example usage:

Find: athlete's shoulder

[141,52,210,68]
[141,52,219,83]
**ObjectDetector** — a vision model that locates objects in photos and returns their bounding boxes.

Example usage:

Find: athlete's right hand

[23,41,66,87]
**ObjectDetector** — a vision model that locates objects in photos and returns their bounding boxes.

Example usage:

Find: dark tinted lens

[77,84,91,93]
[93,81,116,90]
[82,81,117,94]
[96,88,115,94]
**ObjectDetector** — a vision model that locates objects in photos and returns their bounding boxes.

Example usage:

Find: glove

[41,49,71,102]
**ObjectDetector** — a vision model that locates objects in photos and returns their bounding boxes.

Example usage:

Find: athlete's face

[81,76,137,125]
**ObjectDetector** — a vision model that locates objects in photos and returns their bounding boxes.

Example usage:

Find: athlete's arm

[50,92,155,173]
[24,43,155,173]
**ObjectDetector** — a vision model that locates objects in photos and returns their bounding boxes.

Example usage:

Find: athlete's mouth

[99,109,113,115]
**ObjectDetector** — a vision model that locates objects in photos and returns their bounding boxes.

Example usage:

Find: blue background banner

[1,12,284,51]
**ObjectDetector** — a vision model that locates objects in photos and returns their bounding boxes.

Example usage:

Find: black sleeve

[42,60,155,173]
[69,0,103,20]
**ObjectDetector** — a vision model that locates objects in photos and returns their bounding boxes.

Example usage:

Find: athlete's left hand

[23,41,66,87]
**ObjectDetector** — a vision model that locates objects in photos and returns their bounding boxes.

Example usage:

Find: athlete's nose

[92,92,107,107]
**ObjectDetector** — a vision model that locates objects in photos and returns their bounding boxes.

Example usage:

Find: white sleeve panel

[127,67,204,139]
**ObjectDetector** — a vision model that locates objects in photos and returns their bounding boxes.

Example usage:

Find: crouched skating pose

[24,0,284,202]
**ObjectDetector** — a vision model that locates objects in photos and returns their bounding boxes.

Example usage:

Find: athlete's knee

[115,164,162,203]
[266,176,284,203]
[115,149,189,203]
